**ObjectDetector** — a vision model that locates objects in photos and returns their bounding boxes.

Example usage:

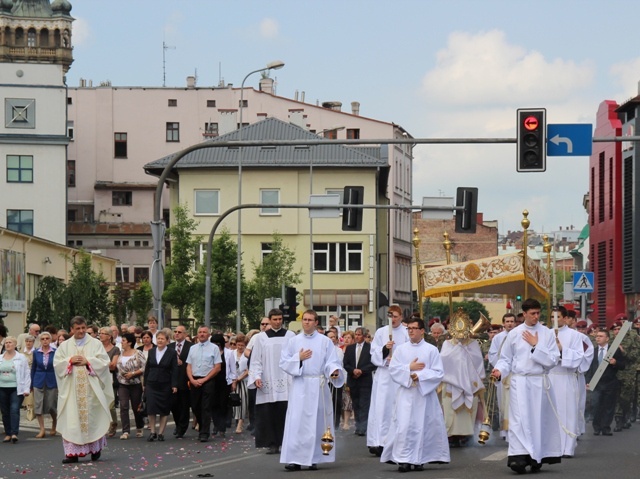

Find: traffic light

[342,186,364,231]
[454,187,478,233]
[517,108,546,172]
[284,286,299,322]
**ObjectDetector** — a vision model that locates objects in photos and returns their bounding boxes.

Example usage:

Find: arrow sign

[547,124,592,156]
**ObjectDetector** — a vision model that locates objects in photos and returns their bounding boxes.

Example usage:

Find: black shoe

[593,431,601,436]
[176,432,185,439]
[510,465,526,474]
[199,434,209,442]
[308,464,318,470]
[603,431,613,436]
[266,446,279,454]
[398,463,411,473]
[158,434,165,442]
[62,456,79,464]
[368,446,378,455]
[561,455,573,459]
[148,433,157,442]
[413,465,424,471]
[530,462,542,473]
[91,451,101,462]
[173,429,178,436]
[375,446,383,457]
[284,464,301,471]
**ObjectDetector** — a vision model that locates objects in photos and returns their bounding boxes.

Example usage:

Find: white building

[0,0,73,245]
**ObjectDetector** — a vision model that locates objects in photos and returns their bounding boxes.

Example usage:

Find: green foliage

[425,299,491,323]
[110,284,130,324]
[163,204,201,319]
[245,232,303,329]
[193,229,243,330]
[130,281,153,326]
[66,253,111,325]
[27,276,69,329]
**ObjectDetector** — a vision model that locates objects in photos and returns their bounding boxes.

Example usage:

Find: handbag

[228,392,241,407]
[137,396,147,415]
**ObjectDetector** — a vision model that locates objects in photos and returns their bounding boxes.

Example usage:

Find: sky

[65,0,640,234]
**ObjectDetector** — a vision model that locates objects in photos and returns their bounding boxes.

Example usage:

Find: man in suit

[168,325,192,438]
[586,329,626,436]
[343,327,375,436]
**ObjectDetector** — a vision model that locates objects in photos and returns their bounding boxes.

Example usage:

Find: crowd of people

[1,300,639,472]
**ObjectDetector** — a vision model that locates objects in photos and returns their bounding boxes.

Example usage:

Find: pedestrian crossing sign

[573,271,594,293]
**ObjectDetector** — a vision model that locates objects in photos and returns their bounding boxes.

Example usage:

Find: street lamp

[236,60,285,333]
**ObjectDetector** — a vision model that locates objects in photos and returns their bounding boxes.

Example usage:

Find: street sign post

[547,124,593,156]
[573,271,594,293]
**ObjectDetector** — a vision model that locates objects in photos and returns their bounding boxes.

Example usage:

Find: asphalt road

[1,408,639,479]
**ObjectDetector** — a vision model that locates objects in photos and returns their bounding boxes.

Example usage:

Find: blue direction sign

[547,124,593,156]
[573,271,594,293]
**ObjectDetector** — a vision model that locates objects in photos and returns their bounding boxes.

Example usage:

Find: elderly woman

[232,334,249,433]
[117,333,146,439]
[31,332,57,438]
[99,326,120,437]
[0,336,31,443]
[143,330,177,441]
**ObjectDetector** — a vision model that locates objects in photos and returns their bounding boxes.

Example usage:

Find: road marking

[482,450,508,461]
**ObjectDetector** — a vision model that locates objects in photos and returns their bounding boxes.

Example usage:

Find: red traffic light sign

[523,116,539,131]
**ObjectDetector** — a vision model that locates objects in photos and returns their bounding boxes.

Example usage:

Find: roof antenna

[162,41,176,87]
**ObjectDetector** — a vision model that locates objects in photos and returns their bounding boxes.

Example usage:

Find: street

[1,408,639,479]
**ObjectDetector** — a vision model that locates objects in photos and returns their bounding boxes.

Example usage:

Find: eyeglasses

[229,342,236,346]
[406,327,422,331]
[261,323,269,326]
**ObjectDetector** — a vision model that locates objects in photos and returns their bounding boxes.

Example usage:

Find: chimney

[476,212,483,226]
[259,77,274,94]
[186,76,196,89]
[294,90,299,101]
[351,101,360,116]
[301,91,305,102]
[322,101,342,112]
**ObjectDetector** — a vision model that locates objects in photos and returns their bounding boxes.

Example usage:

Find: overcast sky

[66,0,640,234]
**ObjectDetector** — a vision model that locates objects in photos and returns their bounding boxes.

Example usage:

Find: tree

[246,232,303,329]
[130,281,153,326]
[27,276,69,329]
[425,299,491,324]
[163,204,201,320]
[193,229,243,331]
[66,252,111,325]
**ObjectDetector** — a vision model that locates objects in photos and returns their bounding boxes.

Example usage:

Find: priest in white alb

[493,298,562,474]
[366,305,409,456]
[440,309,485,447]
[380,317,449,472]
[279,310,345,471]
[54,316,114,464]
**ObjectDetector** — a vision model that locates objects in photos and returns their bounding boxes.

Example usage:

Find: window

[324,129,338,139]
[5,98,36,129]
[134,267,149,282]
[116,267,130,282]
[112,191,133,206]
[27,29,36,47]
[168,99,177,107]
[207,100,216,107]
[114,132,127,158]
[261,243,273,261]
[134,240,141,247]
[76,240,83,247]
[67,209,76,222]
[67,120,74,140]
[204,122,218,137]
[313,243,362,273]
[6,155,33,183]
[114,241,121,247]
[122,240,130,246]
[67,97,73,105]
[67,160,76,187]
[194,190,219,215]
[143,240,149,247]
[239,99,248,108]
[346,128,360,140]
[166,122,180,142]
[260,189,280,215]
[6,209,33,235]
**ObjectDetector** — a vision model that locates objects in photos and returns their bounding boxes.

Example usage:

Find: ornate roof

[1,0,72,17]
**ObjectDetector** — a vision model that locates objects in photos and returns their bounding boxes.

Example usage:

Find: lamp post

[412,228,423,318]
[236,60,285,333]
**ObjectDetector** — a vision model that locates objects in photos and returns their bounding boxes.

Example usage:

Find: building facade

[67,77,414,321]
[0,0,73,245]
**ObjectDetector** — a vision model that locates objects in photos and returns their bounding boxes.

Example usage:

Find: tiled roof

[144,117,387,175]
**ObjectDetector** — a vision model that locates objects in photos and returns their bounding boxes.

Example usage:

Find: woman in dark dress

[210,334,231,438]
[143,330,177,441]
